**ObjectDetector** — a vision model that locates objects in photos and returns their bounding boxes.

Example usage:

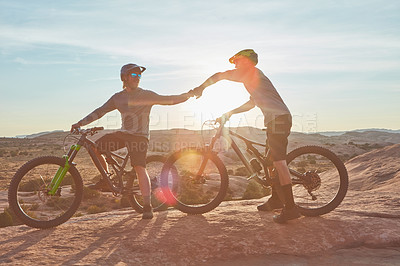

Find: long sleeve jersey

[78,87,189,139]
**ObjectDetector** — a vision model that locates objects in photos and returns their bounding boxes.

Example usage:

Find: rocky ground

[0,138,399,265]
[0,188,399,265]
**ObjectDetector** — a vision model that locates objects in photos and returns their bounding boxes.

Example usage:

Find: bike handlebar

[72,126,104,135]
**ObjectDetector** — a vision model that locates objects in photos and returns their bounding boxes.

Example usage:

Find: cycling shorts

[95,131,148,167]
[266,114,292,162]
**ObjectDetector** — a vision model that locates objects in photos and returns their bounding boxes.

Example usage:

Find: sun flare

[182,81,264,129]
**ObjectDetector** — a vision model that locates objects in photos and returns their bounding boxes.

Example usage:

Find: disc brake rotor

[37,184,50,203]
[303,170,321,191]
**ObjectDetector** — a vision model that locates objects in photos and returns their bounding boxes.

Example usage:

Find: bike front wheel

[160,148,229,214]
[8,156,83,228]
[287,146,348,216]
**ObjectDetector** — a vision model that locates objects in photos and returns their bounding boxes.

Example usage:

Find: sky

[1,0,399,137]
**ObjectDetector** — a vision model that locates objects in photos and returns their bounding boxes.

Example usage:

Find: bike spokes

[287,146,348,216]
[9,157,83,228]
[161,149,229,213]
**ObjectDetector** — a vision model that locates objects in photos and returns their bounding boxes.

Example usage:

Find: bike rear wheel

[128,155,174,213]
[8,156,83,228]
[160,148,229,214]
[287,146,348,216]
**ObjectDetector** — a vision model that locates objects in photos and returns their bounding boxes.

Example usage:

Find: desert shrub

[46,197,73,209]
[19,151,29,156]
[3,207,22,226]
[223,187,233,201]
[87,205,105,214]
[0,149,6,157]
[296,161,307,167]
[0,210,13,228]
[30,202,40,211]
[83,186,100,200]
[357,143,369,150]
[175,173,212,205]
[119,196,131,208]
[89,174,102,184]
[18,179,41,192]
[297,167,306,173]
[10,150,18,157]
[235,167,248,176]
[18,174,74,192]
[242,180,270,200]
[20,204,38,219]
[227,169,234,175]
[223,151,239,161]
[347,142,382,152]
[324,143,335,147]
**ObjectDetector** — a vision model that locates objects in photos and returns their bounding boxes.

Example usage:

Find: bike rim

[288,151,343,211]
[15,162,79,223]
[163,150,226,209]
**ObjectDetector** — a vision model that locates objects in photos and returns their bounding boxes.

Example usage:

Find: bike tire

[286,146,348,216]
[8,156,83,228]
[128,155,172,213]
[160,148,229,214]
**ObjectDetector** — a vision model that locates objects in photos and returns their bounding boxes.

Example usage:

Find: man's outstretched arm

[193,72,226,98]
[149,90,195,106]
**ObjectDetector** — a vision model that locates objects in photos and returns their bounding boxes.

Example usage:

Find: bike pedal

[246,173,258,181]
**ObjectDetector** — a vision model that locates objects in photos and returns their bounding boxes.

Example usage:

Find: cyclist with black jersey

[193,49,301,223]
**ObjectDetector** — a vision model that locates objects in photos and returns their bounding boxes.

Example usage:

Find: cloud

[1,1,399,75]
[13,57,29,64]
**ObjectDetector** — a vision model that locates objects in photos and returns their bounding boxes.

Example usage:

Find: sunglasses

[233,57,244,64]
[130,73,142,78]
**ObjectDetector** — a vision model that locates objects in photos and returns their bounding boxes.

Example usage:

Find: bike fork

[48,144,80,195]
[48,156,70,195]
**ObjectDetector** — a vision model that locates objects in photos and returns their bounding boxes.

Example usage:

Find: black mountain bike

[160,120,348,216]
[8,127,169,229]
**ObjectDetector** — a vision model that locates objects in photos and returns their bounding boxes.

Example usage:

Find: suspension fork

[193,146,212,178]
[195,123,227,177]
[194,127,224,177]
[48,144,81,195]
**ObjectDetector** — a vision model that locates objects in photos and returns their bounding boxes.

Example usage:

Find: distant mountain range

[14,128,400,139]
[15,130,64,139]
[317,128,400,136]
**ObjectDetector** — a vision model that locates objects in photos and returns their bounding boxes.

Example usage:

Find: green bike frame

[47,144,81,195]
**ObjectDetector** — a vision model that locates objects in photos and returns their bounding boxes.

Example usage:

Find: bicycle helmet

[229,49,258,65]
[120,63,146,81]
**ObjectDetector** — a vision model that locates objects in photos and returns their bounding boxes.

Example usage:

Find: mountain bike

[8,127,171,229]
[160,120,348,216]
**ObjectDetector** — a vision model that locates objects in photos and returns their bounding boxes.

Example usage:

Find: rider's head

[120,63,146,90]
[229,49,258,69]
